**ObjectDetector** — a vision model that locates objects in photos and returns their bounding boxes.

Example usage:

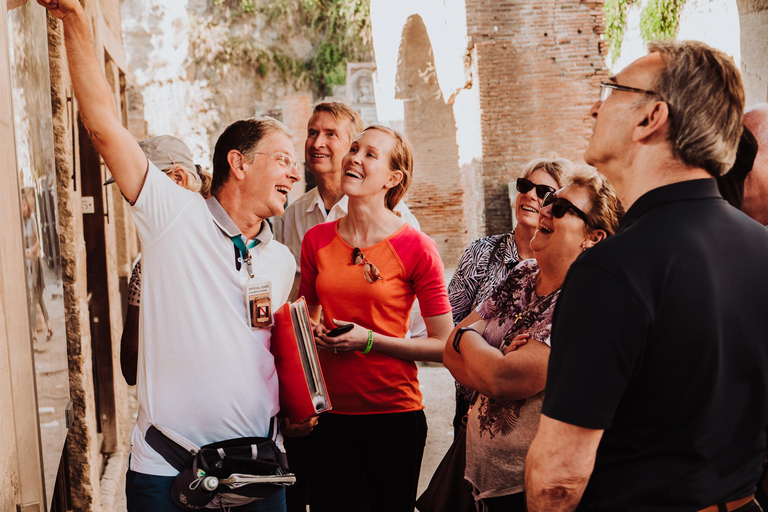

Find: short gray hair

[647,40,744,177]
[565,165,624,236]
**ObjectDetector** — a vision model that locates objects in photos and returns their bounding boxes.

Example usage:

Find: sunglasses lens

[542,193,555,208]
[352,248,364,265]
[551,200,569,218]
[534,185,556,200]
[516,178,534,194]
[363,262,382,283]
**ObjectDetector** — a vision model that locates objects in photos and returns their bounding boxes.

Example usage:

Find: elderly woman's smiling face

[515,169,560,231]
[530,184,593,269]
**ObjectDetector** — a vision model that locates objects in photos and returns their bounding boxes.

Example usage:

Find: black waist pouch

[145,420,295,510]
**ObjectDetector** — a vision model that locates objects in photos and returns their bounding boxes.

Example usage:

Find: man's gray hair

[647,40,745,177]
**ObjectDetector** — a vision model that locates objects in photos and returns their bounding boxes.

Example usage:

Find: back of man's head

[309,101,364,141]
[742,103,768,224]
[211,117,292,196]
[648,40,744,177]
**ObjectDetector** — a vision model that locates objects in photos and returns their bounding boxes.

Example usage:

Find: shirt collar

[504,231,519,265]
[619,178,722,231]
[206,196,273,245]
[305,187,348,218]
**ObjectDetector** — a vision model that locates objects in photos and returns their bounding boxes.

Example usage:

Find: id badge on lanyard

[244,274,273,329]
[232,235,272,329]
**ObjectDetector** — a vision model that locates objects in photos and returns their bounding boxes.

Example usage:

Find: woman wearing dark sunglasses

[298,125,454,512]
[444,167,623,512]
[447,157,571,435]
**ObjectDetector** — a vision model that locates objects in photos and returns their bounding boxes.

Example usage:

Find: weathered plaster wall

[0,3,23,508]
[120,0,315,171]
[738,0,768,104]
[0,290,22,512]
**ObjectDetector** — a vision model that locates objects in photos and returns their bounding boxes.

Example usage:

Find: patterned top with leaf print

[464,258,560,500]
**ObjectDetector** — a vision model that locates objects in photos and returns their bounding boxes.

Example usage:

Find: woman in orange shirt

[299,125,453,512]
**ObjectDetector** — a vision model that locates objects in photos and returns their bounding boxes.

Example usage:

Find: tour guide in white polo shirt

[39,1,300,510]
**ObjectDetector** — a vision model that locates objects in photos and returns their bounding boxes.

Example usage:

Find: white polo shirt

[128,162,294,476]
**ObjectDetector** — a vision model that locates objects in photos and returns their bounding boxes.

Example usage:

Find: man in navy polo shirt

[525,41,768,512]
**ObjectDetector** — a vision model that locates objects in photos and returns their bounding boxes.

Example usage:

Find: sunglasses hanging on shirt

[351,247,383,284]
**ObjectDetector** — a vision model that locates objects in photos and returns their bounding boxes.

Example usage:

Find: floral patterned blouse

[465,258,560,500]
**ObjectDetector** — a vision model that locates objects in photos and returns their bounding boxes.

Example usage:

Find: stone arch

[395,14,469,266]
[736,0,768,104]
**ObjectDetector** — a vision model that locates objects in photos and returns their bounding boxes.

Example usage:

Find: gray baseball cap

[104,135,200,186]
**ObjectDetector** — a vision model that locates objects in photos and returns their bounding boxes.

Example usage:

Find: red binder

[271,297,332,423]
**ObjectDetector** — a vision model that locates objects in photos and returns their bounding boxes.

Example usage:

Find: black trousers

[284,434,312,512]
[480,492,527,512]
[309,410,428,512]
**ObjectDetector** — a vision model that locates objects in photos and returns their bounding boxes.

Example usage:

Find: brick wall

[467,0,608,234]
[396,15,468,266]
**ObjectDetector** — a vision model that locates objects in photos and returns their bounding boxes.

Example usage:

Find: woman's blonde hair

[361,125,414,213]
[521,156,573,188]
[197,166,212,199]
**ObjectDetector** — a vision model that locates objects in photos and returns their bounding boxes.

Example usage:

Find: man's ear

[385,170,403,190]
[227,150,247,181]
[633,101,669,142]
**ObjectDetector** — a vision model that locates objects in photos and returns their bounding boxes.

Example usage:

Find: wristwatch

[453,327,478,354]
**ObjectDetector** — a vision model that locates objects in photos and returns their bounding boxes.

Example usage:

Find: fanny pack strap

[143,413,281,473]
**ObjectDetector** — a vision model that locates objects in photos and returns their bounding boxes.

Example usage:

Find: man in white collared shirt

[275,102,420,300]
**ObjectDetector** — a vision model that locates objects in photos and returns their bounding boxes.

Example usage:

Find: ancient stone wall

[46,0,133,508]
[46,12,103,511]
[466,0,608,234]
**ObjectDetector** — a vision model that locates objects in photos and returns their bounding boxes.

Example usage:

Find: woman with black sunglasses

[443,166,623,512]
[298,125,454,512]
[447,157,571,436]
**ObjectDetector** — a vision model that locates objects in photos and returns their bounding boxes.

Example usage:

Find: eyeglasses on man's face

[542,192,592,227]
[516,177,556,201]
[254,152,299,171]
[599,81,663,103]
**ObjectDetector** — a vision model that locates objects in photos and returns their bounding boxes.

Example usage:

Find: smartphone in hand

[327,323,354,337]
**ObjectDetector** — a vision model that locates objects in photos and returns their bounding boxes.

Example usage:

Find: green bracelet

[361,330,373,355]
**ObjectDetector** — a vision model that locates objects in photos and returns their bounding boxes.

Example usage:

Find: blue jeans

[126,470,286,512]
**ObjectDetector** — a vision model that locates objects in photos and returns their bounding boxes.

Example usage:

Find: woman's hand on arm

[461,334,550,402]
[443,311,488,389]
[317,313,453,363]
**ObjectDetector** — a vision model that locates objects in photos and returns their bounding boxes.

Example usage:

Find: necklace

[352,210,393,247]
[512,274,561,325]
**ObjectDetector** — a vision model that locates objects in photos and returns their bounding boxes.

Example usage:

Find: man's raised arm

[38,0,147,202]
[525,414,603,512]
